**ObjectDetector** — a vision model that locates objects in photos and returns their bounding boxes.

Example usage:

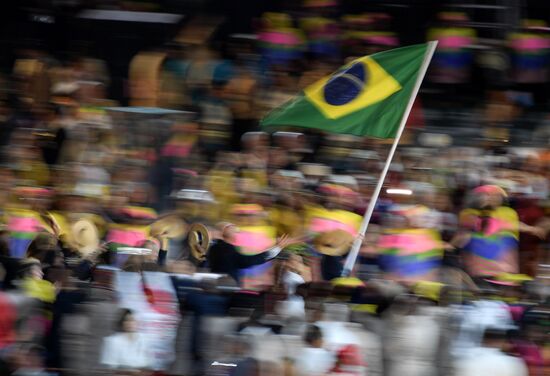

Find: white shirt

[316,321,361,349]
[276,295,306,319]
[453,347,528,376]
[386,314,440,376]
[101,332,153,369]
[294,347,335,376]
[283,271,305,295]
[265,246,282,260]
[451,300,515,357]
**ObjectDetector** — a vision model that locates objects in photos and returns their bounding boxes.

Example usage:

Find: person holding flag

[262,42,439,277]
[306,183,362,280]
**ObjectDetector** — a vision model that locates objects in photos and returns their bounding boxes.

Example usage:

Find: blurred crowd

[2,2,550,376]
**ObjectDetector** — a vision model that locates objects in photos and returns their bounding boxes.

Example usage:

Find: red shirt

[0,293,16,349]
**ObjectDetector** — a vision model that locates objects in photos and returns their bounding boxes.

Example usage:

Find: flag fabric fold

[261,43,431,138]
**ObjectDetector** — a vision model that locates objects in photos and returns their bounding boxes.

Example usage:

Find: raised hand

[276,234,305,249]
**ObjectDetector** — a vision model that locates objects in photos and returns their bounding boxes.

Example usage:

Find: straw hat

[484,273,533,287]
[70,219,100,257]
[173,189,215,203]
[13,186,53,199]
[230,204,264,216]
[150,214,188,239]
[413,281,445,302]
[331,277,365,287]
[318,183,357,198]
[188,223,210,262]
[313,229,354,256]
[472,185,508,197]
[298,163,332,177]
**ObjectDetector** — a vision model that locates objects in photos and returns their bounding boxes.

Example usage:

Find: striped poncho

[306,205,362,237]
[459,206,520,277]
[377,228,444,282]
[232,225,278,290]
[6,208,50,258]
[106,206,157,251]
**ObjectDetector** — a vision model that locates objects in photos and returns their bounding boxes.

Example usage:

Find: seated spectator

[328,344,367,375]
[384,295,440,376]
[18,259,56,304]
[100,309,154,372]
[294,324,335,376]
[8,343,55,376]
[206,335,259,376]
[453,327,528,376]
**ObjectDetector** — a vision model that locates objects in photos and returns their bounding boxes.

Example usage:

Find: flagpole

[341,41,438,277]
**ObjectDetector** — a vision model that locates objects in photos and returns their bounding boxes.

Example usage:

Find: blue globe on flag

[324,63,367,105]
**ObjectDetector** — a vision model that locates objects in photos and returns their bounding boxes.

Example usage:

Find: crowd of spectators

[0,2,550,376]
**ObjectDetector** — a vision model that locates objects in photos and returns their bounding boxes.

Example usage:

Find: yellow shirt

[22,278,56,303]
[270,207,304,237]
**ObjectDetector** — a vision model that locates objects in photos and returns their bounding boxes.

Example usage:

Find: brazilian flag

[261,43,433,138]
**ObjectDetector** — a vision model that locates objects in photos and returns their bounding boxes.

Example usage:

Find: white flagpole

[341,41,438,276]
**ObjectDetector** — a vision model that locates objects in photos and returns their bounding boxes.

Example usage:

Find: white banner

[114,271,180,371]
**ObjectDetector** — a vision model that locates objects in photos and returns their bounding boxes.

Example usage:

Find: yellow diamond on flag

[304,56,402,120]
